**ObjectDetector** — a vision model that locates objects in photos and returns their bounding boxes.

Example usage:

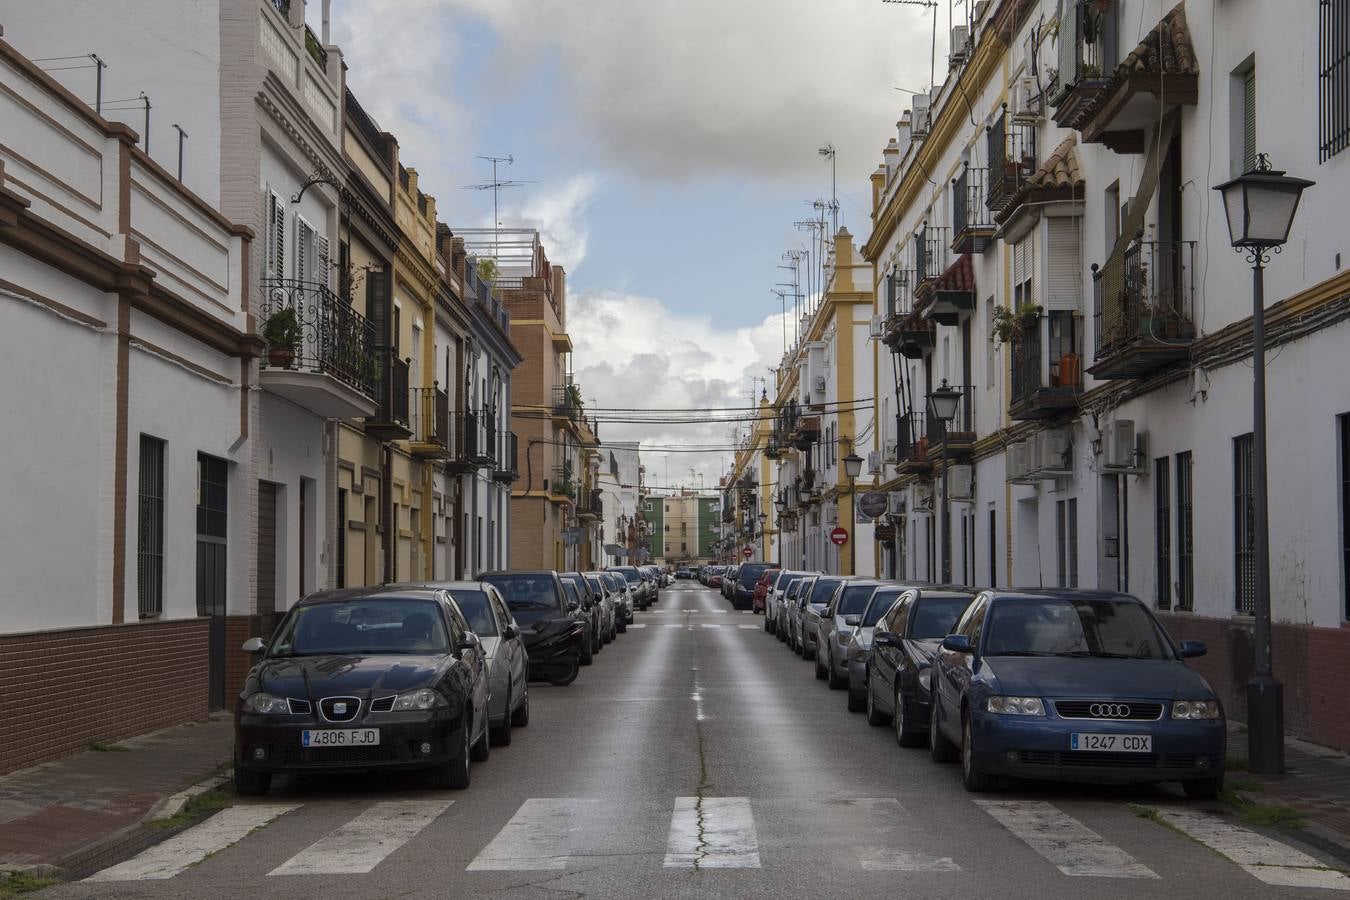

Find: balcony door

[196,455,229,710]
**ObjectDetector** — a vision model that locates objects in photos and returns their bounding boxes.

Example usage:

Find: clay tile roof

[1026,136,1084,191]
[934,253,975,294]
[1117,2,1199,78]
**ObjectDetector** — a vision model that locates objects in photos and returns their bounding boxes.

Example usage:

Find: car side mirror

[843,614,862,627]
[941,634,974,653]
[873,631,898,648]
[1178,640,1207,659]
[456,633,480,654]
[502,624,519,640]
[241,636,265,653]
[567,599,579,612]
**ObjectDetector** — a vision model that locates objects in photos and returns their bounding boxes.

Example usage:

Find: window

[1235,434,1256,613]
[1342,414,1350,615]
[988,507,997,587]
[1320,0,1350,162]
[265,190,286,277]
[1105,181,1120,254]
[1242,65,1257,173]
[137,436,165,619]
[1069,498,1078,588]
[985,297,996,389]
[1056,498,1078,587]
[1155,458,1171,610]
[1177,452,1194,610]
[1057,500,1067,587]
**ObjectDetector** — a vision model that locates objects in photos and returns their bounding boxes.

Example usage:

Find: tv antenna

[881,0,940,91]
[461,154,535,259]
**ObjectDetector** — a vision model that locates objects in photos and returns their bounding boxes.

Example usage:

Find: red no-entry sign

[830,527,849,546]
[742,546,753,558]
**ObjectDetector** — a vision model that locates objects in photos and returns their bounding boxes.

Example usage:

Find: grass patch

[1226,755,1249,772]
[1227,777,1265,793]
[1127,803,1161,821]
[87,740,129,753]
[148,783,238,831]
[1239,801,1307,829]
[0,870,60,897]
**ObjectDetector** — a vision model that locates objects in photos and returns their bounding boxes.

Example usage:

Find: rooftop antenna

[881,0,939,93]
[172,124,188,182]
[817,143,838,234]
[461,154,535,260]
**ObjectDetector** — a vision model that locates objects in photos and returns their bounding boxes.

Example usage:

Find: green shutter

[1243,68,1257,172]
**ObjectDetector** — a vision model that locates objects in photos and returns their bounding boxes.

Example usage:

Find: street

[49,582,1347,899]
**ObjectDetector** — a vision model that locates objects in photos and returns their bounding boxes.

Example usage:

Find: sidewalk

[0,715,232,877]
[1229,722,1350,858]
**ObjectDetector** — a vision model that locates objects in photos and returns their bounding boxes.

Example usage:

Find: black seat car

[729,561,774,611]
[232,587,491,795]
[480,570,587,686]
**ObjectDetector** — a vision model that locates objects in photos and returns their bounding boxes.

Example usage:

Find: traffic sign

[742,546,753,558]
[857,491,889,519]
[830,527,849,546]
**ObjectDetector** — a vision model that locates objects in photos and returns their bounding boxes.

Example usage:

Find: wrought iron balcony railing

[1094,240,1197,356]
[260,278,377,399]
[953,166,995,252]
[986,107,1038,212]
[410,386,449,451]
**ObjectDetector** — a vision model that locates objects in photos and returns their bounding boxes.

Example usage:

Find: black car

[559,573,599,665]
[480,570,586,686]
[233,587,491,795]
[730,561,774,610]
[865,587,977,745]
[675,567,692,579]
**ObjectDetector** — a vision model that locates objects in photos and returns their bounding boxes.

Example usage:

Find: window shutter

[271,193,286,279]
[1056,0,1079,89]
[1044,217,1080,310]
[316,234,330,289]
[295,218,307,282]
[1012,238,1028,289]
[1242,68,1257,173]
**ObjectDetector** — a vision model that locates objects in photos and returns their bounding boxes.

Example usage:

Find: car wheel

[827,653,847,690]
[960,711,997,792]
[233,767,271,796]
[579,634,594,666]
[1183,774,1224,800]
[814,649,828,680]
[894,689,923,748]
[799,637,812,660]
[470,712,491,763]
[846,684,866,713]
[511,687,531,727]
[866,682,891,726]
[490,687,513,747]
[929,696,959,763]
[765,615,774,634]
[434,717,472,790]
[548,657,580,687]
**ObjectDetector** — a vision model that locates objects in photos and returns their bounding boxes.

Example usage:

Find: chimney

[552,266,567,325]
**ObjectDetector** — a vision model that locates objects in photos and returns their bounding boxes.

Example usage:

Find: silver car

[777,577,805,644]
[398,580,531,744]
[582,572,617,643]
[765,569,811,636]
[785,576,815,651]
[797,576,844,660]
[815,578,884,688]
[844,585,909,713]
[600,571,632,630]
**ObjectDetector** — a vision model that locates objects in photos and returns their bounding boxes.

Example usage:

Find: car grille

[1013,751,1202,770]
[1053,701,1163,721]
[319,696,361,722]
[369,696,395,713]
[286,698,312,715]
[278,745,403,766]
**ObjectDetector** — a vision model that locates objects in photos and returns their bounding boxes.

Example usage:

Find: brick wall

[0,619,210,774]
[223,613,279,704]
[1159,613,1350,752]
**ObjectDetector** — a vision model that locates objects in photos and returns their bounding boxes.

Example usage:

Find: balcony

[445,411,494,473]
[552,382,581,421]
[913,226,951,300]
[365,351,411,440]
[1090,240,1197,379]
[551,466,577,504]
[790,415,820,450]
[985,107,1038,214]
[409,386,449,458]
[259,279,378,419]
[304,25,328,69]
[493,432,519,483]
[883,312,936,360]
[577,489,604,521]
[894,411,933,475]
[1052,2,1198,153]
[927,385,976,459]
[1009,314,1084,421]
[922,254,976,327]
[952,165,995,254]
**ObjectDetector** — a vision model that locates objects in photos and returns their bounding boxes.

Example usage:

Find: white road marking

[467,799,599,871]
[627,623,647,629]
[665,624,684,628]
[1155,807,1350,890]
[86,804,299,881]
[975,800,1158,879]
[269,799,452,876]
[847,798,960,871]
[700,623,722,629]
[737,624,758,630]
[664,797,761,868]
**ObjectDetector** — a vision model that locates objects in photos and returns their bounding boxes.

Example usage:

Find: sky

[324,0,948,489]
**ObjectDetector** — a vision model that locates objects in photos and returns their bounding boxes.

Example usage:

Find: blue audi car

[928,589,1225,797]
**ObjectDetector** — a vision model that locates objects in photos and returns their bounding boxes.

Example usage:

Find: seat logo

[1090,703,1131,718]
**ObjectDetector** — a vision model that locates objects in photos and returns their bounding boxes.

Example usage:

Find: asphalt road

[54,583,1350,899]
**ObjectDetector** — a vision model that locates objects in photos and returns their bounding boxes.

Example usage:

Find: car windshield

[269,598,448,656]
[448,589,498,637]
[985,597,1175,659]
[482,574,562,611]
[836,584,879,617]
[784,579,803,600]
[809,578,842,605]
[739,563,771,587]
[775,570,798,591]
[911,596,972,639]
[619,569,642,584]
[863,589,902,626]
[584,575,605,596]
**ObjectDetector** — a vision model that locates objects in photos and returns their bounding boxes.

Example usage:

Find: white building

[598,441,642,566]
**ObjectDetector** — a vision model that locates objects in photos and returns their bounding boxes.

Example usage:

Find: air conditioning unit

[949,464,974,500]
[869,314,886,338]
[1103,419,1136,469]
[883,439,899,464]
[1006,440,1029,483]
[911,94,931,138]
[1037,428,1072,475]
[887,491,906,516]
[950,26,971,67]
[867,451,882,476]
[1010,74,1042,119]
[912,482,935,513]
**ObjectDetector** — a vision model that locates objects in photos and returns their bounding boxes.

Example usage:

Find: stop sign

[830,527,849,546]
[742,546,753,558]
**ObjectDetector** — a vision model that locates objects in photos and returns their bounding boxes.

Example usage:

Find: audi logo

[1090,703,1132,718]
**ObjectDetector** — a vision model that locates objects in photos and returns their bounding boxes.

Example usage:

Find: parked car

[845,584,911,714]
[815,578,883,692]
[559,577,597,666]
[928,589,1224,796]
[765,569,810,637]
[392,581,533,747]
[675,567,693,579]
[581,572,618,643]
[796,575,844,660]
[730,561,775,610]
[708,566,726,589]
[751,568,780,615]
[721,565,740,600]
[776,577,806,643]
[607,565,652,609]
[600,571,632,630]
[863,587,975,734]
[786,574,820,652]
[233,587,491,795]
[480,570,586,686]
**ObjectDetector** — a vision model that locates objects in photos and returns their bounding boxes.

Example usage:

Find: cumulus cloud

[498,175,600,271]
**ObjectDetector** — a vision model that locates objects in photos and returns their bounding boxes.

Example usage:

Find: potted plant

[262,307,302,368]
[992,302,1042,346]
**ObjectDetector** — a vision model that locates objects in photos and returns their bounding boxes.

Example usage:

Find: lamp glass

[1214,167,1314,248]
[843,452,864,479]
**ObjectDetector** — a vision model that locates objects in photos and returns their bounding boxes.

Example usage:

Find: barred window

[1234,434,1256,613]
[1177,452,1194,610]
[1320,0,1350,162]
[1155,457,1172,610]
[1340,414,1350,617]
[137,436,166,619]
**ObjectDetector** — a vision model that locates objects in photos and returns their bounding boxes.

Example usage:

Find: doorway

[196,455,229,710]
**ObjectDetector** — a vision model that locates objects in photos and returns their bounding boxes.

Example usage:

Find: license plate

[1070,733,1151,752]
[301,728,380,748]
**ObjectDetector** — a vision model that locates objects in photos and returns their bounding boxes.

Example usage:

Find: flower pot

[267,346,295,369]
[1057,353,1081,388]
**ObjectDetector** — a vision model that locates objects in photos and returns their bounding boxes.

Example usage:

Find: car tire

[617,621,627,634]
[1183,774,1224,800]
[866,682,891,726]
[490,688,513,747]
[434,718,472,790]
[233,767,271,796]
[511,688,531,727]
[827,653,847,690]
[929,696,959,763]
[470,713,491,763]
[765,615,774,634]
[814,650,828,680]
[846,685,866,713]
[579,635,594,666]
[961,711,997,793]
[895,689,924,748]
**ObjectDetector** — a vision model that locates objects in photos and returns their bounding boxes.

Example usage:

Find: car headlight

[986,696,1045,716]
[1172,700,1220,720]
[918,669,932,692]
[390,689,447,711]
[242,692,290,715]
[836,627,853,643]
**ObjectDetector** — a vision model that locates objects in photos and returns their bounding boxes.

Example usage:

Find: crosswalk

[85,795,1350,886]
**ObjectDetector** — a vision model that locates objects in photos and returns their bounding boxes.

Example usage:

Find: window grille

[1155,457,1172,610]
[1177,452,1194,610]
[137,436,165,619]
[1234,434,1256,613]
[1320,0,1350,162]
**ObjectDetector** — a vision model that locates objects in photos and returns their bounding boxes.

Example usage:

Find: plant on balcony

[558,479,577,500]
[991,302,1042,346]
[262,307,302,368]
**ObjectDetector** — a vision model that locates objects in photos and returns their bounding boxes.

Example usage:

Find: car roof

[995,588,1138,602]
[480,570,557,578]
[296,586,444,607]
[387,580,491,592]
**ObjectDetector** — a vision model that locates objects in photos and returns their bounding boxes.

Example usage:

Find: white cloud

[498,175,600,271]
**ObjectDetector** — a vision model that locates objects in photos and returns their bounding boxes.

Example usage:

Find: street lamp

[774,494,787,568]
[927,379,962,583]
[1213,155,1313,776]
[842,449,863,575]
[758,511,768,562]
